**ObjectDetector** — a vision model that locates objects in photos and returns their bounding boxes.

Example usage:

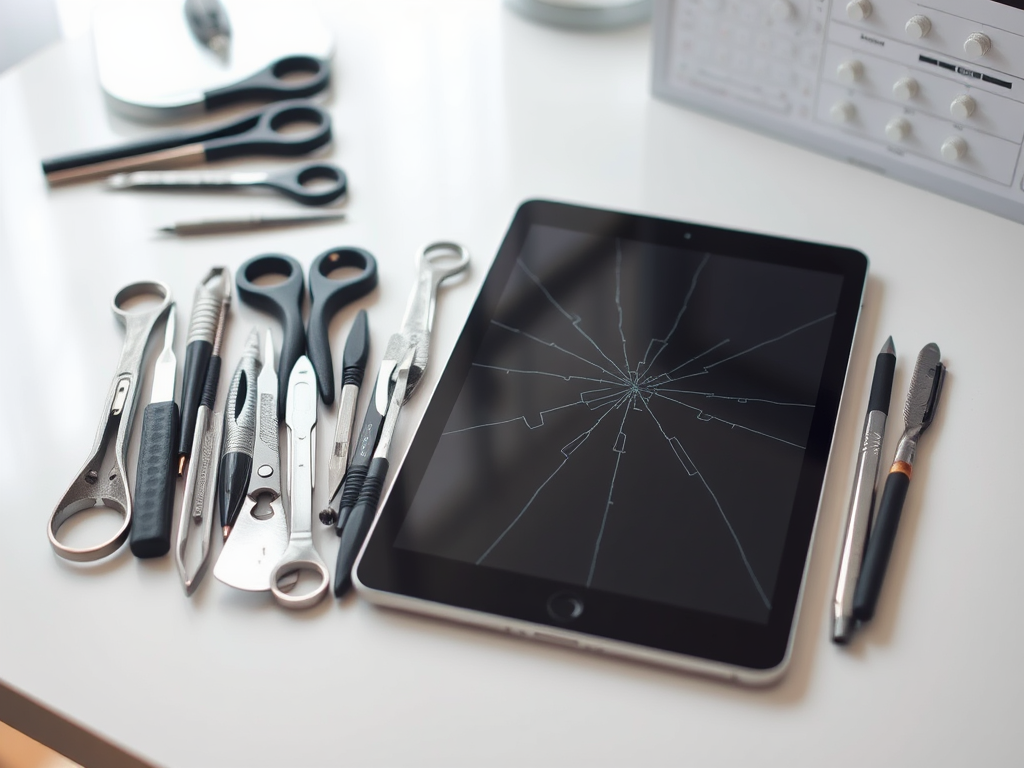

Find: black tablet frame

[356,200,867,675]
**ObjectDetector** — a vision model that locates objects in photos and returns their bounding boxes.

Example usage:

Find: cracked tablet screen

[394,224,844,624]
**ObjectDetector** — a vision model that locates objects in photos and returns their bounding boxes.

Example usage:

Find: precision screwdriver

[129,304,179,558]
[177,267,231,475]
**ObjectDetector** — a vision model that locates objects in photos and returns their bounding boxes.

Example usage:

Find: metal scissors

[236,246,378,417]
[42,99,331,186]
[48,281,173,561]
[213,330,292,592]
[332,241,470,595]
[107,161,348,206]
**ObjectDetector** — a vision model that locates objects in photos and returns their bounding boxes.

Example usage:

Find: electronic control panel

[652,0,1024,224]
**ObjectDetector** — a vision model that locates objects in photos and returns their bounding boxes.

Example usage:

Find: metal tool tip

[832,616,854,644]
[222,526,231,541]
[178,456,187,476]
[881,336,895,356]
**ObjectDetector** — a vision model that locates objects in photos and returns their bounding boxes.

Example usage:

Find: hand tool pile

[47,243,470,609]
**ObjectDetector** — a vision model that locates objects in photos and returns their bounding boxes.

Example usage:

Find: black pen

[832,337,895,643]
[177,267,231,475]
[853,343,945,624]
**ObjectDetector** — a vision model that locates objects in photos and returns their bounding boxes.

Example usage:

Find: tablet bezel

[355,199,867,681]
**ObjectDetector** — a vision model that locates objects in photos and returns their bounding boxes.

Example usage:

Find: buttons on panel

[885,117,910,141]
[892,77,918,101]
[845,0,871,22]
[950,94,976,120]
[963,32,991,59]
[904,15,931,39]
[836,59,863,84]
[940,136,968,160]
[831,100,856,123]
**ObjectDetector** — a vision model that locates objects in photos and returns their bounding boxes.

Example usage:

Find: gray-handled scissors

[42,100,331,186]
[107,162,347,206]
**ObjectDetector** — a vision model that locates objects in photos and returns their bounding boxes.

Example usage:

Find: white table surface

[2,2,1023,766]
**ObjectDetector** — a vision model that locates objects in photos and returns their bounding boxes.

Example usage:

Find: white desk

[1,2,1022,766]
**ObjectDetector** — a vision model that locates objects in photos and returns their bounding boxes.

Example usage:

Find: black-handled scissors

[42,99,331,185]
[107,161,347,206]
[204,55,331,111]
[236,247,378,417]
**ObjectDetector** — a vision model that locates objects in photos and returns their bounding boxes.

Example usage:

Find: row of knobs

[837,62,979,120]
[845,1,993,59]
[830,102,969,159]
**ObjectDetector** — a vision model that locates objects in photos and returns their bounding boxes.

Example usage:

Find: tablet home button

[547,592,584,621]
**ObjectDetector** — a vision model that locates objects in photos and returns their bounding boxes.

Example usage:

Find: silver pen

[832,337,896,643]
[158,212,346,236]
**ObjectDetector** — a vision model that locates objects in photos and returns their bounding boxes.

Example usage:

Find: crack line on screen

[442,246,834,609]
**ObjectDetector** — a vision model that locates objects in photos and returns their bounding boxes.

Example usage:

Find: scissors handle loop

[204,56,331,111]
[266,163,347,206]
[204,101,332,161]
[307,247,378,404]
[236,255,306,418]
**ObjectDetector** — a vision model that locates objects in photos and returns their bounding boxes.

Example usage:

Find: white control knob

[905,15,931,39]
[892,77,918,101]
[770,0,794,21]
[837,60,864,84]
[885,117,910,141]
[950,94,976,120]
[941,136,968,161]
[831,101,856,123]
[964,32,991,58]
[846,0,872,21]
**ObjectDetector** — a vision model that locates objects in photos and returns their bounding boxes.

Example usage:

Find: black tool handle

[265,163,347,206]
[307,248,378,404]
[130,401,180,558]
[204,56,331,111]
[853,470,911,622]
[334,375,387,535]
[177,340,212,460]
[868,349,897,413]
[334,457,389,596]
[218,452,253,532]
[236,254,306,418]
[342,310,371,386]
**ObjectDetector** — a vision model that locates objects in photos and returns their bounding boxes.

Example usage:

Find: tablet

[355,200,867,683]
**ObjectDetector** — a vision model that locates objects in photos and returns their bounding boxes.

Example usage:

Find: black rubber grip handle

[201,355,222,409]
[868,350,897,414]
[204,56,331,111]
[853,470,911,622]
[178,340,212,458]
[341,310,370,387]
[334,461,368,536]
[130,401,180,558]
[334,457,389,596]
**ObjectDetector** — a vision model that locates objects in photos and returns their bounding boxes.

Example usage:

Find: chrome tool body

[832,337,896,643]
[175,283,230,594]
[178,267,231,475]
[269,356,330,608]
[853,343,945,623]
[130,306,181,558]
[333,241,470,595]
[48,282,173,561]
[158,211,345,236]
[214,331,291,591]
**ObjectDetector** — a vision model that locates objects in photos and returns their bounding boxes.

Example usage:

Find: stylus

[832,337,895,644]
[334,348,414,597]
[853,343,944,625]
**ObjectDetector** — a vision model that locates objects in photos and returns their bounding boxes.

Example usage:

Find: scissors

[42,99,331,186]
[202,55,331,111]
[48,281,173,561]
[236,246,378,417]
[107,161,347,206]
[332,241,470,595]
